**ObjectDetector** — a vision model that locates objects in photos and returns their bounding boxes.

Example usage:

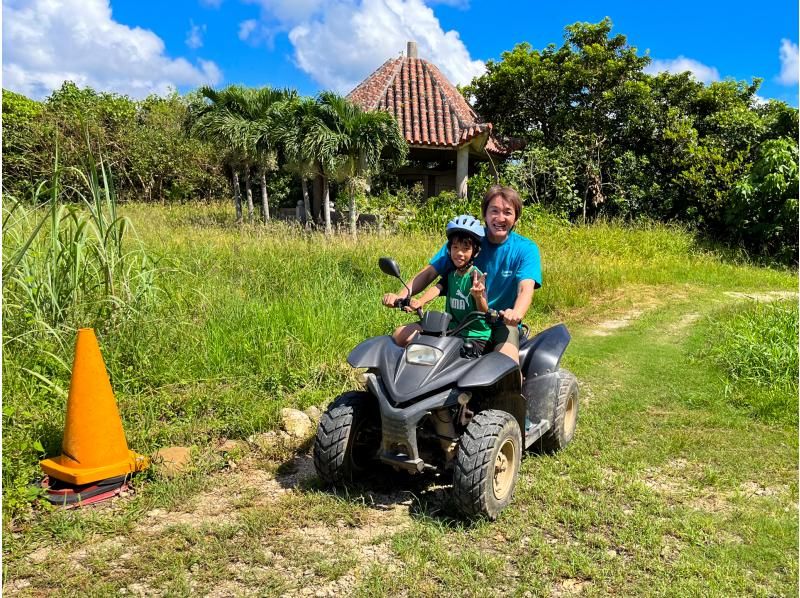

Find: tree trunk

[349,184,357,238]
[323,177,331,236]
[313,174,323,223]
[259,167,270,223]
[231,170,243,224]
[244,168,255,223]
[301,177,312,230]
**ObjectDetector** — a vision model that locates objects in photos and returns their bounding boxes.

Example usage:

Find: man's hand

[382,293,404,307]
[470,270,486,298]
[500,307,524,326]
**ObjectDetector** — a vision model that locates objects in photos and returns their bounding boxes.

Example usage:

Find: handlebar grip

[394,297,409,309]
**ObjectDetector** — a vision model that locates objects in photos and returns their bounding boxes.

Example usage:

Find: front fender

[521,324,571,378]
[458,352,519,389]
[347,336,403,369]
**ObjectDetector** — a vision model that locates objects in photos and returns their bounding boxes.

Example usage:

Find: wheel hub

[564,393,577,438]
[492,439,516,500]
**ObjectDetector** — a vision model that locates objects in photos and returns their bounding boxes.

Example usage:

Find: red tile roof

[348,56,509,155]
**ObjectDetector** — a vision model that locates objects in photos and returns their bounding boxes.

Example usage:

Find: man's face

[484,196,516,243]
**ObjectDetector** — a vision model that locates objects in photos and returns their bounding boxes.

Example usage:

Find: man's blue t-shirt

[429,231,542,312]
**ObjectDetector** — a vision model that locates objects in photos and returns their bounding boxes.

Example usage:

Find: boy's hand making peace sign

[470,269,486,298]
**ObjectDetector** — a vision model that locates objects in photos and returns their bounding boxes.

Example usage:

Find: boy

[391,215,491,353]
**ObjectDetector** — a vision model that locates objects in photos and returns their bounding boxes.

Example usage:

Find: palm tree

[192,85,294,224]
[273,96,320,229]
[191,85,249,222]
[313,92,407,236]
[249,87,297,223]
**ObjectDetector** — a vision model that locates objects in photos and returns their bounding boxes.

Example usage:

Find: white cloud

[3,0,223,99]
[645,56,720,84]
[239,19,259,41]
[186,21,206,49]
[252,0,484,93]
[778,38,799,85]
[238,18,277,47]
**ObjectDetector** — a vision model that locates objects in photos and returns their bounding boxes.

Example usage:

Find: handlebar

[393,296,424,319]
[447,309,500,338]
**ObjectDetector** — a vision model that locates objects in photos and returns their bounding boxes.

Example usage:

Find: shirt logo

[450,297,467,311]
[501,270,513,277]
[456,289,469,301]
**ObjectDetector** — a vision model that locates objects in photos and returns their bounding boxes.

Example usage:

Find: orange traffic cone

[40,328,148,485]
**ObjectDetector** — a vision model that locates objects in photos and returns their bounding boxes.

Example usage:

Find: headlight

[406,344,442,366]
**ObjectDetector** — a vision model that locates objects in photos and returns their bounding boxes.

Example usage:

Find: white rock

[280,408,314,438]
[304,405,322,422]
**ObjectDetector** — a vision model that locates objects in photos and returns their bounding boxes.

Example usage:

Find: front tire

[453,409,522,519]
[313,392,380,484]
[539,369,579,453]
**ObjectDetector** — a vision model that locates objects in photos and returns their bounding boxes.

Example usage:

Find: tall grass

[2,154,159,518]
[3,153,157,331]
[698,300,799,423]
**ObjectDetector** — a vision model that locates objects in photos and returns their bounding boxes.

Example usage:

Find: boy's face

[450,237,474,270]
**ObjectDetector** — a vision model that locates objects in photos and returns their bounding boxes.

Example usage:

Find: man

[382,185,541,365]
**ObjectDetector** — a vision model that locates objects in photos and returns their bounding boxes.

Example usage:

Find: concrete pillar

[456,145,469,199]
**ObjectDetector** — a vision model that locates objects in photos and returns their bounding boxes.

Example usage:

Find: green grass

[2,201,797,596]
[695,300,798,423]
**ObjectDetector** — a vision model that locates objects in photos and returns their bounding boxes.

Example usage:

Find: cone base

[40,451,149,485]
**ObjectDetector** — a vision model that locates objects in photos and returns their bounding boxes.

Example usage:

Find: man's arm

[382,265,439,307]
[500,279,535,325]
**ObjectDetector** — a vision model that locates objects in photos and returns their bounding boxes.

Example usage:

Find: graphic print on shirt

[450,288,469,311]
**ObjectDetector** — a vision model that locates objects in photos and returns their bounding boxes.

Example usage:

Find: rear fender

[520,324,571,378]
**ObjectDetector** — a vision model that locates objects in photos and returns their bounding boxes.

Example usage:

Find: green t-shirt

[445,266,491,341]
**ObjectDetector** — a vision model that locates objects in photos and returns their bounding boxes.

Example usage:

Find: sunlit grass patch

[695,299,798,423]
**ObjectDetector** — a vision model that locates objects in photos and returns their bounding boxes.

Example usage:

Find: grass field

[3,202,797,596]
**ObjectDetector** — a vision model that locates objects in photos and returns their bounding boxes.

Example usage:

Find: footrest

[379,452,425,473]
[524,419,550,448]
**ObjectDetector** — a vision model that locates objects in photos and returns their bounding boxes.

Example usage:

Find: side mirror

[378,257,402,279]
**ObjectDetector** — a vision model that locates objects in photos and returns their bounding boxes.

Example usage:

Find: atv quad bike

[313,258,579,519]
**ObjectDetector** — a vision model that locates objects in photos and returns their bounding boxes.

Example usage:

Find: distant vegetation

[464,19,798,264]
[2,17,797,260]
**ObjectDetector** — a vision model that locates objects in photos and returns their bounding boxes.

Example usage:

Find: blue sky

[4,0,798,106]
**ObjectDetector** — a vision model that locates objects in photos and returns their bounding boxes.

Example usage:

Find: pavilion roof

[348,55,511,156]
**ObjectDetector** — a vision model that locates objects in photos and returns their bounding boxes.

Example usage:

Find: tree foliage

[465,18,799,263]
[2,82,227,203]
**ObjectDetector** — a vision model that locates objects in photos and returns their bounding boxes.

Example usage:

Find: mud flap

[522,371,560,446]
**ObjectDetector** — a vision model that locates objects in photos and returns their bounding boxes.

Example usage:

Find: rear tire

[313,392,380,484]
[452,409,522,520]
[539,369,579,453]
